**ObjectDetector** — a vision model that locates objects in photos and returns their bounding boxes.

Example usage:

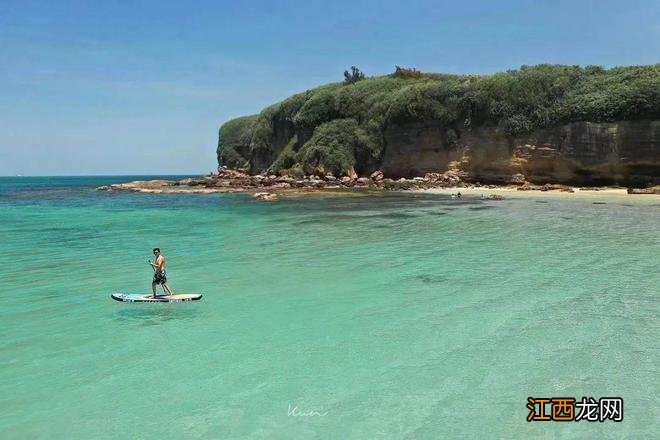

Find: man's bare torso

[155,255,166,271]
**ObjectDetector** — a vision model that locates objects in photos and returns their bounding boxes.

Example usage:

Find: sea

[0,176,658,439]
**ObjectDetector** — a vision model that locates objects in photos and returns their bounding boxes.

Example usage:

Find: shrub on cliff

[558,65,660,121]
[217,115,257,168]
[269,135,298,173]
[296,119,361,175]
[392,65,424,79]
[293,85,341,128]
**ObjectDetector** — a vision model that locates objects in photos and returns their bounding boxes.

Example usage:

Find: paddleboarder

[149,248,174,297]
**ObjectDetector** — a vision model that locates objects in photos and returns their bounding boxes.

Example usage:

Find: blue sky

[1,0,659,175]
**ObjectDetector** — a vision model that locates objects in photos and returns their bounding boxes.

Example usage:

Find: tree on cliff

[344,66,365,84]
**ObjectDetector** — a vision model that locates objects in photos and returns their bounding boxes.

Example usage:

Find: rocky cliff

[381,120,660,185]
[217,64,660,186]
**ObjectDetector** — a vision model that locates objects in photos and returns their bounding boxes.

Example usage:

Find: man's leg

[163,282,173,296]
[151,281,157,298]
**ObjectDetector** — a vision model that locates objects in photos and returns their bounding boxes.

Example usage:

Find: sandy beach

[415,186,660,204]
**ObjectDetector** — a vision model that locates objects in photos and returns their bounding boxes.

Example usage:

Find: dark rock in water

[414,274,448,284]
[469,205,494,210]
[539,183,574,192]
[486,194,505,200]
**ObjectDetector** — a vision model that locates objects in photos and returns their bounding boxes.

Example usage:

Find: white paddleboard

[111,293,203,303]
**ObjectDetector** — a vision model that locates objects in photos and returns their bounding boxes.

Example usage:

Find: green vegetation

[218,64,660,175]
[297,119,358,175]
[269,135,298,172]
[392,65,423,79]
[216,115,257,169]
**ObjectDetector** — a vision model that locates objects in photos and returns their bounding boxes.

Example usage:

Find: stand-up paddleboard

[111,293,203,303]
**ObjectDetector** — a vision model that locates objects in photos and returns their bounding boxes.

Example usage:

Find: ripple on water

[1,178,659,438]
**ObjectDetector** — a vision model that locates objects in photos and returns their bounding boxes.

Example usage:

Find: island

[100,64,660,197]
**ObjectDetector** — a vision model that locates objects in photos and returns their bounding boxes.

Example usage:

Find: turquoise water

[1,176,658,439]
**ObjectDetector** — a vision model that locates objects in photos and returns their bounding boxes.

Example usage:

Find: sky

[0,0,659,175]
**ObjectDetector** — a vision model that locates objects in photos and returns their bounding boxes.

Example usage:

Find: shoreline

[96,169,660,202]
[416,185,657,198]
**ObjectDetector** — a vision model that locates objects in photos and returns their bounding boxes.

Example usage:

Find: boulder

[217,167,250,179]
[177,178,195,186]
[275,176,294,184]
[510,173,526,185]
[271,182,291,189]
[370,170,384,181]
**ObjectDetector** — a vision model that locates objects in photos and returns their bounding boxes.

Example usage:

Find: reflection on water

[468,205,496,210]
[114,303,202,325]
[410,273,449,284]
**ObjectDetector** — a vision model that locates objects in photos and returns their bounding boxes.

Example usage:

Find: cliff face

[217,64,660,186]
[381,120,660,185]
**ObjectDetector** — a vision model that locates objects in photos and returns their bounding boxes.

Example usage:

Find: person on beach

[149,248,174,297]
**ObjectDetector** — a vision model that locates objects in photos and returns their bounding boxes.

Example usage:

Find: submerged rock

[253,192,278,201]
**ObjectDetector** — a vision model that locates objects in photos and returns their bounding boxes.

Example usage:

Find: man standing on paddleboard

[149,248,174,297]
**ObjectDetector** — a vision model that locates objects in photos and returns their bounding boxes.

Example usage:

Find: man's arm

[149,257,163,271]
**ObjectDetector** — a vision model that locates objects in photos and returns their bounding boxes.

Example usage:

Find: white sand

[415,186,660,204]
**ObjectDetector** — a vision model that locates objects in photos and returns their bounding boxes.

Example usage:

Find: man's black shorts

[153,270,167,284]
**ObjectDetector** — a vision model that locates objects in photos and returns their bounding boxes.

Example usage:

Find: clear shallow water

[0,176,658,439]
